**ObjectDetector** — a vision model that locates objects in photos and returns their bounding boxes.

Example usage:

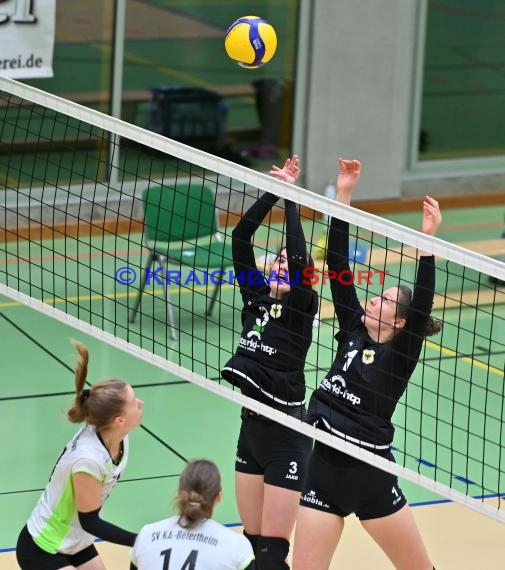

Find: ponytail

[67,340,89,423]
[66,340,128,429]
[176,490,213,528]
[425,316,443,337]
[175,460,221,529]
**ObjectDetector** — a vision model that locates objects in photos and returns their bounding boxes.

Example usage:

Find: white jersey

[131,516,254,570]
[27,424,129,555]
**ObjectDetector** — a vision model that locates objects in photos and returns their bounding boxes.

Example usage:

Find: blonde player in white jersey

[16,341,144,570]
[131,459,254,570]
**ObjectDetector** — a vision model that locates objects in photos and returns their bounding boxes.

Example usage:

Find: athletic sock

[256,536,290,569]
[243,530,260,553]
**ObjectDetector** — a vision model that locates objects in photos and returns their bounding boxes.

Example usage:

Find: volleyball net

[1,76,505,522]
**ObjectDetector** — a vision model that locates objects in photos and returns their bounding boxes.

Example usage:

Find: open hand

[270,155,301,185]
[421,196,442,236]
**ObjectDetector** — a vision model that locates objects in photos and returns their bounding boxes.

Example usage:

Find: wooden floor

[3,501,504,569]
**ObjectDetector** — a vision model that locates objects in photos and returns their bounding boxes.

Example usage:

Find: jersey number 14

[161,548,198,570]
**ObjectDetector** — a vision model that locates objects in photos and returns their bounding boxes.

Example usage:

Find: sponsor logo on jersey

[239,336,277,355]
[301,489,330,509]
[321,374,361,406]
[239,305,277,356]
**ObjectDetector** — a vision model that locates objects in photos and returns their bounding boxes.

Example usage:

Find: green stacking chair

[129,183,233,340]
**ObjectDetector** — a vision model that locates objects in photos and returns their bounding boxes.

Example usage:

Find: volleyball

[224,16,277,69]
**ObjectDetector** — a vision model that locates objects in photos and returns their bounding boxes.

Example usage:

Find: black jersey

[221,192,318,407]
[308,217,435,449]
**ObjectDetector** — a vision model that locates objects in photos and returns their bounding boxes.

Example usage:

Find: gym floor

[1,204,504,568]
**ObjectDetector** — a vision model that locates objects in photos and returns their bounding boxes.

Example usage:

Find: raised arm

[284,198,314,310]
[272,155,314,310]
[231,156,304,302]
[327,158,363,331]
[231,191,279,299]
[393,196,442,352]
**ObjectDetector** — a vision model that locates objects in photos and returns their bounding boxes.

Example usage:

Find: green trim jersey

[27,424,129,555]
[131,516,254,570]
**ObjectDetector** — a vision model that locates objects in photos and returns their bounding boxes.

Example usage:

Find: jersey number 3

[161,548,198,570]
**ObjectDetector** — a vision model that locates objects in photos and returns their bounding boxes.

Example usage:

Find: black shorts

[235,408,312,492]
[16,525,99,570]
[300,442,407,520]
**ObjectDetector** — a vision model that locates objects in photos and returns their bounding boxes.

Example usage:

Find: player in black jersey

[292,159,442,570]
[221,155,318,569]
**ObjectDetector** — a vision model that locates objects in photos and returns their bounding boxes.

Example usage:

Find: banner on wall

[0,0,56,79]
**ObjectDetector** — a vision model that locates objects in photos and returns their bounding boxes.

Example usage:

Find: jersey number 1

[342,349,358,372]
[161,548,198,570]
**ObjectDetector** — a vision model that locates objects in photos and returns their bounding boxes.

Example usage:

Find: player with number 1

[293,158,442,570]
